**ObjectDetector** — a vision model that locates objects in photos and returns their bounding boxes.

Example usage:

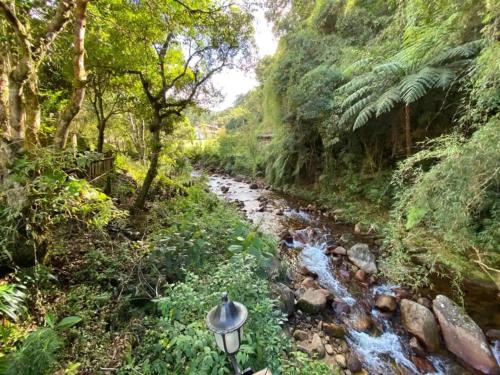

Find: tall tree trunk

[54,0,89,149]
[8,75,25,152]
[96,118,106,153]
[132,119,161,212]
[404,103,412,156]
[24,79,40,147]
[0,54,10,139]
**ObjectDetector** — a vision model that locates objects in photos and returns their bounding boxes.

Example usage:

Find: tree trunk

[54,0,89,149]
[404,103,411,156]
[132,120,161,212]
[96,118,106,153]
[24,79,40,147]
[8,76,25,152]
[0,54,10,139]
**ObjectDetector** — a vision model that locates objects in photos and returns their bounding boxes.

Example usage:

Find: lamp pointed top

[206,292,248,334]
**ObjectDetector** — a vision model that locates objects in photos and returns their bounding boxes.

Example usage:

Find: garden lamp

[206,292,253,375]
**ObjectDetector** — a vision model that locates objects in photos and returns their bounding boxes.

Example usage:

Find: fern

[353,103,377,130]
[428,40,483,66]
[375,85,401,116]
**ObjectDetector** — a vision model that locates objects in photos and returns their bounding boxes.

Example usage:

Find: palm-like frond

[342,86,372,110]
[353,103,377,130]
[373,61,405,76]
[375,85,402,116]
[428,40,483,66]
[339,94,376,125]
[399,67,456,104]
[337,73,375,95]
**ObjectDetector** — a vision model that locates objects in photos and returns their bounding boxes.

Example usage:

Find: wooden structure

[87,154,115,181]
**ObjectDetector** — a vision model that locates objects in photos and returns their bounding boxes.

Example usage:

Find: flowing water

[205,172,499,375]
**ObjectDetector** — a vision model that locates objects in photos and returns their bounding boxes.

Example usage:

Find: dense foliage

[192,0,499,287]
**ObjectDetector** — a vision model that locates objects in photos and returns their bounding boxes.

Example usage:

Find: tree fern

[428,40,483,66]
[353,103,377,130]
[375,85,401,116]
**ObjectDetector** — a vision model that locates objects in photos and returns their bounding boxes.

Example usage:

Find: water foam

[298,241,356,305]
[348,331,419,374]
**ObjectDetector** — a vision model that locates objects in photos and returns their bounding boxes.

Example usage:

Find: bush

[123,254,288,375]
[383,118,500,288]
[0,148,125,268]
[146,185,275,282]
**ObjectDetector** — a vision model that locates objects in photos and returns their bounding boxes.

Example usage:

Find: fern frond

[342,86,372,109]
[337,73,375,95]
[339,94,376,125]
[373,61,405,76]
[400,67,456,103]
[353,103,377,130]
[428,40,483,66]
[375,86,402,116]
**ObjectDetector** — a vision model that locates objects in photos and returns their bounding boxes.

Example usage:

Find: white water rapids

[204,172,498,375]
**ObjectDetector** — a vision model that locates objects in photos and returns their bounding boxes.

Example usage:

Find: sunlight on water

[298,241,356,305]
[348,331,419,374]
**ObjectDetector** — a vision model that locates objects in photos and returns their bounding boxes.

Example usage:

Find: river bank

[205,171,500,375]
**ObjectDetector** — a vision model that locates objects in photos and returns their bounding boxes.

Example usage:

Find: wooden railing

[87,154,115,181]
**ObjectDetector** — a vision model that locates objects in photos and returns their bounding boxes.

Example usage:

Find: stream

[205,172,500,375]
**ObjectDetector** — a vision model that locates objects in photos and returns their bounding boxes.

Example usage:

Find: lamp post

[206,292,253,375]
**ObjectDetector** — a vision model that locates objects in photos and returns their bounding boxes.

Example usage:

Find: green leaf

[56,316,83,330]
[228,245,243,253]
[405,207,428,230]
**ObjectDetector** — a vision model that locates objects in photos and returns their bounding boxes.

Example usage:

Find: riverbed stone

[325,344,335,355]
[400,299,440,352]
[375,294,397,312]
[311,333,326,359]
[301,277,318,289]
[270,283,295,317]
[433,295,500,374]
[334,354,347,368]
[350,311,372,332]
[347,243,377,274]
[323,322,346,338]
[409,336,427,357]
[293,329,309,341]
[327,246,347,256]
[354,269,367,282]
[346,353,362,372]
[296,288,331,314]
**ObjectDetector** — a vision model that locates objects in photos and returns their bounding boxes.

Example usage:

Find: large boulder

[433,295,500,374]
[375,295,397,312]
[347,243,377,274]
[296,288,331,314]
[270,283,295,317]
[400,299,440,352]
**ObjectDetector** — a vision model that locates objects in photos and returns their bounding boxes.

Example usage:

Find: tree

[54,0,89,149]
[338,41,482,155]
[114,0,253,211]
[0,0,74,152]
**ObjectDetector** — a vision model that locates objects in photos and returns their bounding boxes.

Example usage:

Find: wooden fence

[87,155,115,181]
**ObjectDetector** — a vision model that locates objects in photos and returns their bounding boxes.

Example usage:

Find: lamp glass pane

[224,328,242,354]
[214,333,225,352]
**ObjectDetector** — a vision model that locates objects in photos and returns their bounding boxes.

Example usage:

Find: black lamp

[206,292,253,375]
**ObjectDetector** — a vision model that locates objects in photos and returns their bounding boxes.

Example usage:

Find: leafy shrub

[1,315,82,375]
[124,254,288,375]
[0,283,26,321]
[281,352,340,375]
[383,118,500,287]
[146,185,275,282]
[0,148,125,267]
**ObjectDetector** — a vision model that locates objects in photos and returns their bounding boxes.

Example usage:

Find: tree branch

[0,1,31,55]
